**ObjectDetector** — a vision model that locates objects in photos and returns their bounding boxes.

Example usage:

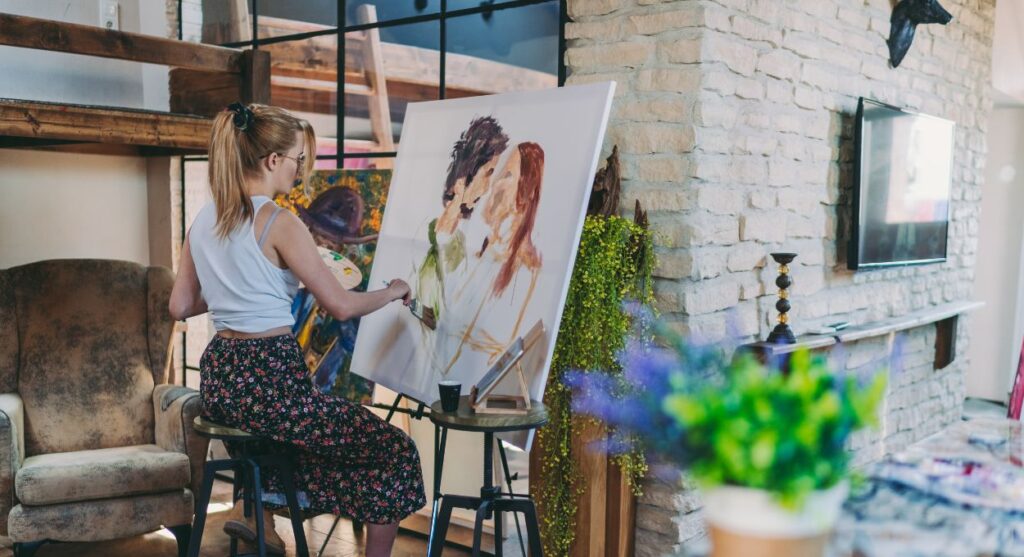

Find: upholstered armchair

[0,259,209,557]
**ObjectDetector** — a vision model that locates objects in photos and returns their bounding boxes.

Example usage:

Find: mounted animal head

[888,0,953,68]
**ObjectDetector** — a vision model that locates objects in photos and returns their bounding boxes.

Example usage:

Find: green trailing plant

[535,212,654,556]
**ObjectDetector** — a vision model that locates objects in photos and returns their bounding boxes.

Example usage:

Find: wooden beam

[0,98,210,152]
[0,12,244,73]
[356,5,395,154]
[240,49,271,105]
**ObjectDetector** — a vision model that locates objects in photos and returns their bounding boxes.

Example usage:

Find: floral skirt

[199,334,426,524]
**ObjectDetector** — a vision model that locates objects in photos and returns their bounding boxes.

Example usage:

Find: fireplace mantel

[740,300,984,368]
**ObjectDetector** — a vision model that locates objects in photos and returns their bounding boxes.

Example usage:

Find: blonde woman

[169,103,425,557]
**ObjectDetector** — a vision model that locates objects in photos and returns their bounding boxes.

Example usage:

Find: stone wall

[564,0,995,555]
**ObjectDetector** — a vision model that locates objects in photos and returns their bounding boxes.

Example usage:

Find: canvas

[351,82,616,445]
[276,169,392,403]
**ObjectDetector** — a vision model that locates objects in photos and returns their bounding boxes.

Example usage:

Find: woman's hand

[387,279,412,305]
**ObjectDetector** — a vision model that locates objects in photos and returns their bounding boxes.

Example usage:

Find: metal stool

[188,416,310,557]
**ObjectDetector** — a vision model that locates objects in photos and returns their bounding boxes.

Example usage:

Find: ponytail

[207,103,316,239]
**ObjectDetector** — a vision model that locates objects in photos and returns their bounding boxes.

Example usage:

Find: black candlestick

[767,253,797,344]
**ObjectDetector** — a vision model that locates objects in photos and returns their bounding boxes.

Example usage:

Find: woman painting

[169,103,425,557]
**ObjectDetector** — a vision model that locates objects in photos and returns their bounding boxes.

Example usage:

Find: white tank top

[189,196,299,333]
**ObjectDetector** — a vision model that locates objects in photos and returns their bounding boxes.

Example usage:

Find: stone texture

[564,0,995,555]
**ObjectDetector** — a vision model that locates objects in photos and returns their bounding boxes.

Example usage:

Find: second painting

[351,82,616,442]
[277,169,391,403]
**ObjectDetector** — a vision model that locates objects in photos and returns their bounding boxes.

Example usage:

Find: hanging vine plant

[534,146,655,555]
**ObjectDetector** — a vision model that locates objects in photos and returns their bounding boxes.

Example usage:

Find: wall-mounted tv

[849,98,955,270]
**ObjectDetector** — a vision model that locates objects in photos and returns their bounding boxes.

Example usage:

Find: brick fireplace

[563,0,996,554]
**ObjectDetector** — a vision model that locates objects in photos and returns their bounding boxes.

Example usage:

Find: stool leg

[275,456,310,557]
[168,525,191,557]
[428,496,456,557]
[248,460,268,557]
[318,515,343,556]
[12,541,45,557]
[187,460,222,557]
[471,501,490,557]
[230,536,239,557]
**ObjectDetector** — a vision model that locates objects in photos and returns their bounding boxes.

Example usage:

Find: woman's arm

[169,236,209,320]
[273,211,409,321]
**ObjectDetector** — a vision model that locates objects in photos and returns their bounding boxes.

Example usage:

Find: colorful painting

[276,169,392,403]
[351,83,616,448]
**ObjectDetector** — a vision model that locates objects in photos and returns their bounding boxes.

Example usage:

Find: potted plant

[566,316,886,557]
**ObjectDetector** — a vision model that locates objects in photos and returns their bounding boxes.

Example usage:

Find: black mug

[438,381,461,413]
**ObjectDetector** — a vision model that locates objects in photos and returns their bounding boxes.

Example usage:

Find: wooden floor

[0,479,528,557]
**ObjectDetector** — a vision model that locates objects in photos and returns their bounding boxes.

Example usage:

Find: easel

[470,321,546,415]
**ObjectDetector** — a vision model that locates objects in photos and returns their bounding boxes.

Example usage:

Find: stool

[188,416,310,557]
[427,396,548,557]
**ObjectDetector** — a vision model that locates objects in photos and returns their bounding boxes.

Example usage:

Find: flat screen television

[849,98,955,270]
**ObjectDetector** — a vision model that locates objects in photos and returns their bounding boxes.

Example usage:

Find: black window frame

[178,0,566,166]
[175,0,567,384]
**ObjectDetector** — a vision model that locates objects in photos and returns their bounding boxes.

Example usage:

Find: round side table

[427,395,548,557]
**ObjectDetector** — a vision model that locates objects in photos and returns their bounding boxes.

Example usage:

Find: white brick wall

[565,0,995,554]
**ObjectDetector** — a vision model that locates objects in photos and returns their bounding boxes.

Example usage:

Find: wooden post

[241,49,272,105]
[571,417,608,557]
[355,5,395,164]
[169,48,270,117]
[200,0,252,45]
[605,462,637,557]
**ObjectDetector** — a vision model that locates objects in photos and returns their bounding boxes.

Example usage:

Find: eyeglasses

[279,153,306,167]
[265,152,306,167]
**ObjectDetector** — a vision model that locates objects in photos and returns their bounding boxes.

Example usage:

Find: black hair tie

[227,102,254,132]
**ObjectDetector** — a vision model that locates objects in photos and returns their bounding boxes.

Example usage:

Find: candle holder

[766,252,797,344]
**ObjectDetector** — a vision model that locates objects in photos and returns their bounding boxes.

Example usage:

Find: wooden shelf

[835,300,984,343]
[0,99,211,155]
[740,334,838,359]
[0,12,266,156]
[740,300,984,368]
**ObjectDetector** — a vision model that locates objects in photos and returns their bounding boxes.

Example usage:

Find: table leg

[498,441,526,556]
[471,501,490,557]
[428,496,457,557]
[427,425,448,554]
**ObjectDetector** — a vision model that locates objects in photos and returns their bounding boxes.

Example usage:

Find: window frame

[175,0,567,384]
[179,0,566,167]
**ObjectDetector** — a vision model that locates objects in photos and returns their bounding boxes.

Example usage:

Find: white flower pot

[702,481,848,557]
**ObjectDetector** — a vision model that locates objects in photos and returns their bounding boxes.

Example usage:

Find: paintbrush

[383,281,437,330]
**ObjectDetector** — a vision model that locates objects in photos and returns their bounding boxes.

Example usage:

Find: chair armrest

[153,385,209,498]
[0,393,24,536]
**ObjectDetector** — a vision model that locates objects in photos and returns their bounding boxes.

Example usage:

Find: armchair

[0,259,209,557]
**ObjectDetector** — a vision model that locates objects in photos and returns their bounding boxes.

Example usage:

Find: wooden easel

[469,321,545,415]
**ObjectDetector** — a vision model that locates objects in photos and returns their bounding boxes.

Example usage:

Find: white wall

[0,149,150,268]
[968,108,1024,401]
[993,0,1024,104]
[966,0,1024,402]
[0,0,173,270]
[0,0,168,110]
